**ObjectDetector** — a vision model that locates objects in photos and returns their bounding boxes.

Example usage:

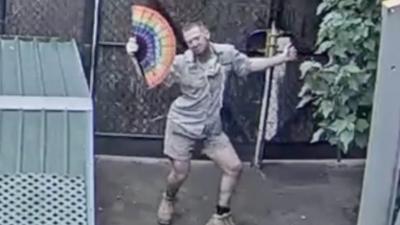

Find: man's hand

[126,37,139,56]
[281,42,297,62]
[248,42,298,72]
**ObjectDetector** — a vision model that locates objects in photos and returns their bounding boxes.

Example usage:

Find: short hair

[181,21,208,32]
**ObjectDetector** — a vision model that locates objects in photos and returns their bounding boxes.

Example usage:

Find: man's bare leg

[208,147,243,208]
[203,134,243,225]
[158,159,191,224]
[165,159,191,198]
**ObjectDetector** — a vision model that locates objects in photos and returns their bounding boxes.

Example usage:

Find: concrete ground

[95,156,364,225]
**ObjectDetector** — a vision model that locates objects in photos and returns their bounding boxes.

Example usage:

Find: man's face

[183,26,209,55]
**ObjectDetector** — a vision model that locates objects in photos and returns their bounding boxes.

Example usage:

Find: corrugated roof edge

[0,35,90,98]
[70,37,90,98]
[0,35,73,43]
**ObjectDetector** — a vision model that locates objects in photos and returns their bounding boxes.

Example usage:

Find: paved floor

[95,156,364,225]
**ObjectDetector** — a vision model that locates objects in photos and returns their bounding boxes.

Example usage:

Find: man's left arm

[248,51,293,72]
[231,43,297,76]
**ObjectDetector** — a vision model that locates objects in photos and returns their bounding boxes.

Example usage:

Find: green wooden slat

[63,110,69,174]
[0,111,21,173]
[40,110,46,172]
[19,40,44,96]
[57,41,89,97]
[21,111,42,173]
[1,38,21,95]
[0,37,88,97]
[38,41,67,96]
[45,111,67,174]
[68,111,89,176]
[0,40,3,95]
[16,110,23,172]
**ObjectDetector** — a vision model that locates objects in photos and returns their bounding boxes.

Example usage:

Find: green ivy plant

[298,0,381,153]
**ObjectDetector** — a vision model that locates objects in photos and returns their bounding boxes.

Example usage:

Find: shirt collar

[184,42,223,63]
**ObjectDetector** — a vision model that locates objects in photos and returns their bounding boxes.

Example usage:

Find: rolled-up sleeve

[230,47,251,77]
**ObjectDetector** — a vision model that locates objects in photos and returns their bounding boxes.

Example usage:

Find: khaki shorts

[163,120,236,161]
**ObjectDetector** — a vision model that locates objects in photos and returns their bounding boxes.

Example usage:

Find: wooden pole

[253,21,279,167]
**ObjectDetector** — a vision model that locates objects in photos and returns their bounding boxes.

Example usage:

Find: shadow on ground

[95,156,363,225]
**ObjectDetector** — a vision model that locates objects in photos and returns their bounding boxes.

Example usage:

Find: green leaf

[356,119,369,132]
[362,25,370,38]
[366,61,377,70]
[298,83,311,97]
[338,106,350,117]
[348,77,359,91]
[315,41,335,54]
[300,61,322,79]
[322,11,342,24]
[345,98,358,112]
[318,121,329,127]
[329,119,347,133]
[335,70,348,85]
[363,39,376,51]
[340,129,354,153]
[297,95,313,108]
[303,0,380,153]
[309,78,329,96]
[346,114,357,123]
[345,63,362,74]
[359,89,373,106]
[311,128,325,143]
[332,46,347,59]
[338,1,356,10]
[355,132,369,148]
[328,136,340,146]
[324,64,340,73]
[317,2,329,15]
[347,122,355,132]
[355,73,372,85]
[320,100,334,118]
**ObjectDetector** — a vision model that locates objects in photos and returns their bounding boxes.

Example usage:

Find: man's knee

[224,160,243,176]
[171,160,191,181]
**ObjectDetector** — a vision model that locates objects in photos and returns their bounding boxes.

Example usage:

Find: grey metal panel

[38,40,68,96]
[59,40,90,97]
[68,111,90,176]
[21,111,42,173]
[0,96,92,111]
[0,111,21,173]
[44,111,69,174]
[19,39,45,96]
[0,109,90,176]
[0,36,89,97]
[0,36,93,224]
[0,38,21,95]
[357,1,400,225]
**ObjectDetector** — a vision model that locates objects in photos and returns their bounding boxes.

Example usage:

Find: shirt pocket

[182,66,206,87]
[179,68,207,97]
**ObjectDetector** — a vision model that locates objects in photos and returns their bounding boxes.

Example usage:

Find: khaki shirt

[165,42,251,139]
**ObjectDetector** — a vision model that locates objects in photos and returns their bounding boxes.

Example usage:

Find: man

[126,21,297,225]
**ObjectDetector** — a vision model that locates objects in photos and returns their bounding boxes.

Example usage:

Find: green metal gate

[0,36,94,225]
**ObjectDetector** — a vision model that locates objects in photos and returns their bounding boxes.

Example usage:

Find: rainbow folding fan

[131,5,177,88]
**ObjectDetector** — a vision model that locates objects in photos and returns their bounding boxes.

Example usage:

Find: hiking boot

[157,192,176,225]
[205,212,236,225]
